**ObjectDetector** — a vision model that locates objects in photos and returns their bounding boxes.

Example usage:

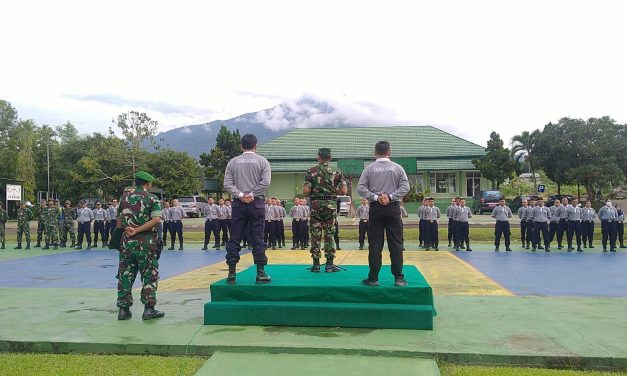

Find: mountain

[153,97,363,158]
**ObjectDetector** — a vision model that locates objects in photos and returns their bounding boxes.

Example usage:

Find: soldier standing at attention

[60,200,77,248]
[225,199,232,234]
[301,198,311,248]
[358,141,410,287]
[105,200,119,245]
[616,205,625,249]
[491,197,513,252]
[598,199,618,252]
[0,203,7,249]
[55,199,63,238]
[271,198,283,249]
[278,200,287,248]
[42,199,59,250]
[532,198,551,252]
[34,200,47,247]
[528,199,542,249]
[116,171,164,321]
[581,201,596,249]
[303,148,347,272]
[548,199,561,247]
[417,199,427,248]
[168,199,186,251]
[202,197,220,250]
[75,200,94,250]
[356,198,369,250]
[161,200,170,246]
[446,198,457,247]
[565,198,583,252]
[453,199,472,251]
[223,133,272,285]
[217,198,230,247]
[518,199,529,249]
[289,197,304,250]
[424,197,441,251]
[15,201,33,250]
[264,198,277,250]
[556,198,569,250]
[92,202,108,248]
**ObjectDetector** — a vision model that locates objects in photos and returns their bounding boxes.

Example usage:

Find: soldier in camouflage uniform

[303,148,347,272]
[55,199,63,239]
[35,200,47,247]
[0,202,8,249]
[15,201,33,250]
[60,200,77,247]
[43,199,60,250]
[116,171,165,321]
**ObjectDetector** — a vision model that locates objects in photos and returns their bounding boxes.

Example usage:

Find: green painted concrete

[194,352,440,376]
[1,288,627,369]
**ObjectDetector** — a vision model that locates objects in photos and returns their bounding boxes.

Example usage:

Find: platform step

[195,352,440,376]
[204,300,434,329]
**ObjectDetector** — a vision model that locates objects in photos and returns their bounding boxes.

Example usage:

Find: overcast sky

[2,0,626,147]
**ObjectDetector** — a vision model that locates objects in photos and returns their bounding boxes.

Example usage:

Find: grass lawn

[0,353,206,376]
[440,364,627,376]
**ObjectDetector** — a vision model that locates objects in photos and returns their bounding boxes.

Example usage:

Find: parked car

[177,195,208,217]
[472,190,503,214]
[337,195,352,216]
[509,195,541,213]
[547,194,574,204]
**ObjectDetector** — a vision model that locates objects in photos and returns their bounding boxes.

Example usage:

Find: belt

[311,196,336,200]
[95,220,104,222]
[360,219,368,222]
[171,220,182,222]
[496,220,509,223]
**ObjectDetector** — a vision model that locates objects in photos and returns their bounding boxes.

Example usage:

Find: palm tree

[511,130,540,191]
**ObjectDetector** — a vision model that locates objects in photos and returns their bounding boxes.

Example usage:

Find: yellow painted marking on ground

[158,249,513,296]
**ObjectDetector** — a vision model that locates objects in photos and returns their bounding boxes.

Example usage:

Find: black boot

[465,241,472,252]
[117,307,132,320]
[42,243,49,250]
[179,242,184,251]
[1,242,4,249]
[226,264,237,284]
[86,243,92,250]
[325,258,341,273]
[202,244,208,250]
[25,242,30,250]
[34,242,41,248]
[255,264,271,284]
[310,258,320,273]
[335,242,341,251]
[14,243,22,250]
[142,305,165,320]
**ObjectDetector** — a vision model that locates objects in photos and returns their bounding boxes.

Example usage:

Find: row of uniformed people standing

[198,198,232,250]
[289,197,310,250]
[443,198,473,251]
[264,198,287,250]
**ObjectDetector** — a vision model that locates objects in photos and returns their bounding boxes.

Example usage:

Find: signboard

[537,184,546,193]
[6,184,22,201]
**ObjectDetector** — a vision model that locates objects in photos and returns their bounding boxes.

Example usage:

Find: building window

[466,172,481,197]
[408,174,424,193]
[430,173,456,194]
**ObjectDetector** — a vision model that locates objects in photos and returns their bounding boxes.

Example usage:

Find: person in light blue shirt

[598,200,618,252]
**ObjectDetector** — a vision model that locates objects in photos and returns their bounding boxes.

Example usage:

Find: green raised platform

[204,264,436,330]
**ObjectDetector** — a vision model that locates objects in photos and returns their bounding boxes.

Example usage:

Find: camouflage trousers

[17,222,30,243]
[116,238,159,308]
[45,224,59,245]
[309,206,337,260]
[0,223,5,244]
[37,219,45,243]
[62,223,76,245]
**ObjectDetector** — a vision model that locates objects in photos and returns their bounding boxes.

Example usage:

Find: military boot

[42,244,49,250]
[117,307,132,320]
[142,305,165,320]
[14,243,22,250]
[465,241,473,252]
[53,244,58,250]
[310,258,321,273]
[226,264,237,284]
[34,242,41,248]
[1,242,4,249]
[324,258,341,273]
[86,243,92,250]
[255,264,271,284]
[25,242,31,250]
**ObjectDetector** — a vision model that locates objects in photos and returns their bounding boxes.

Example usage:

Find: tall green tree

[55,121,79,144]
[112,111,159,176]
[146,150,202,197]
[33,125,58,196]
[472,132,517,189]
[14,119,37,202]
[511,129,540,190]
[0,100,19,178]
[199,125,241,191]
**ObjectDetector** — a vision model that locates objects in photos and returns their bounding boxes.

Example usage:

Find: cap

[80,199,87,204]
[96,202,102,205]
[64,200,71,204]
[318,148,331,159]
[134,171,155,182]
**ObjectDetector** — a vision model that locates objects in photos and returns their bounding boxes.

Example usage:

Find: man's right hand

[240,194,254,204]
[378,194,390,206]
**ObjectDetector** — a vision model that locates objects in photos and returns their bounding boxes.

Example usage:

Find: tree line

[473,117,627,201]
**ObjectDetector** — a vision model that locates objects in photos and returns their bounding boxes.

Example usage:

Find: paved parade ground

[1,242,627,374]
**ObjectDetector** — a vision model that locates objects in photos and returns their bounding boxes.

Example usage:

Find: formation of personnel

[355,198,369,250]
[417,197,442,251]
[263,198,287,250]
[289,197,310,249]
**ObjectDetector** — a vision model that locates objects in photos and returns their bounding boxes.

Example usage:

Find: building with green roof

[256,126,489,209]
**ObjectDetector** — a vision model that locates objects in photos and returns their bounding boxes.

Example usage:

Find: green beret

[134,171,155,182]
[318,148,331,158]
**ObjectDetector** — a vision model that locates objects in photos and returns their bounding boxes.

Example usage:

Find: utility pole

[47,142,50,200]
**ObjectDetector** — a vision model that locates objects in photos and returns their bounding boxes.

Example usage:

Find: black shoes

[494,247,499,252]
[142,306,165,320]
[362,278,379,287]
[226,264,237,284]
[325,263,341,273]
[14,243,22,250]
[168,247,175,251]
[42,244,49,250]
[25,243,31,250]
[506,248,512,252]
[394,277,408,287]
[255,264,271,284]
[310,259,321,273]
[201,245,208,250]
[118,307,132,320]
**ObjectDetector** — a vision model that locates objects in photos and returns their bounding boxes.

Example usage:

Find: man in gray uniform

[424,197,441,251]
[289,197,305,250]
[92,202,109,248]
[565,198,583,252]
[104,200,118,246]
[161,200,170,246]
[491,198,513,251]
[264,198,277,250]
[556,198,569,249]
[356,198,369,250]
[532,198,552,252]
[168,199,186,250]
[217,198,229,247]
[223,134,272,284]
[518,199,530,249]
[453,199,472,251]
[581,201,596,248]
[358,141,410,287]
[446,198,457,247]
[598,199,618,252]
[76,200,94,250]
[202,197,220,250]
[548,199,561,247]
[417,199,427,248]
